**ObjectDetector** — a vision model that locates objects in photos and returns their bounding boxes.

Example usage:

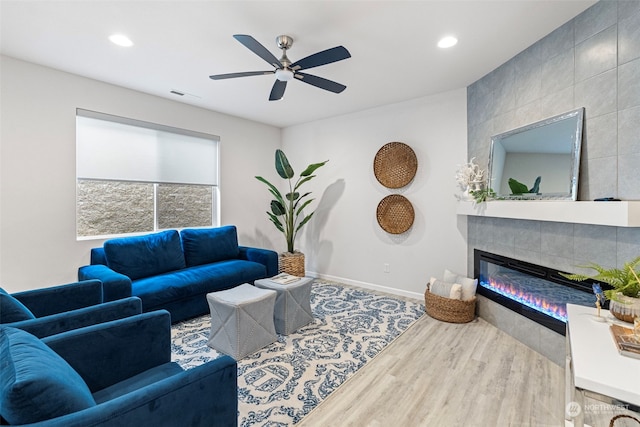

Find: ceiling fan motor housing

[276,35,293,50]
[276,35,293,68]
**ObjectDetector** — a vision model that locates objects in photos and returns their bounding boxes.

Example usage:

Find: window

[76,109,219,238]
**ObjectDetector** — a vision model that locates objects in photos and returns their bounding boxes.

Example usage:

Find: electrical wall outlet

[384,263,390,273]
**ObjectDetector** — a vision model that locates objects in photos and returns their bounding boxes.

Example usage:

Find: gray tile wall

[466,0,640,363]
[467,0,640,276]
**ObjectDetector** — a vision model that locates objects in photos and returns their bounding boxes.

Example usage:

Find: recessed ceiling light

[109,34,134,47]
[437,36,458,49]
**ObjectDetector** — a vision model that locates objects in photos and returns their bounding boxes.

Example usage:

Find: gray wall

[467,0,640,276]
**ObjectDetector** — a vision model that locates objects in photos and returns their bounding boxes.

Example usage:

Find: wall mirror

[488,107,584,200]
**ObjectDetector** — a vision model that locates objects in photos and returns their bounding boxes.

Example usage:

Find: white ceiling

[0,0,596,128]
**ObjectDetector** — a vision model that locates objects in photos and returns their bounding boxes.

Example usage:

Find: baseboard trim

[307,271,424,302]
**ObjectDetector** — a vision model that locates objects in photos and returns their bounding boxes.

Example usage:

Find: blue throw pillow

[104,230,186,280]
[0,288,35,323]
[0,326,96,424]
[180,226,240,267]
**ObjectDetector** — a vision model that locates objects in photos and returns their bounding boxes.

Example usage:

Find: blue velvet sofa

[0,279,142,338]
[0,310,238,426]
[78,225,278,323]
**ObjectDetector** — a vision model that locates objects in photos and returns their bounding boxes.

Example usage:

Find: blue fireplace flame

[479,265,595,323]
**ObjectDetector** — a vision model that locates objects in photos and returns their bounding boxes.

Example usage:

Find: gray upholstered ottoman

[254,276,314,334]
[206,283,277,360]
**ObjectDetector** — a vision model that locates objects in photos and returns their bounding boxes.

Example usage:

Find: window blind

[76,109,219,186]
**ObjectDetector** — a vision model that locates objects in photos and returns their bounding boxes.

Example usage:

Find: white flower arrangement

[455,157,485,191]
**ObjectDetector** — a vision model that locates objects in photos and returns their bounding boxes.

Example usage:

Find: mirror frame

[488,107,584,201]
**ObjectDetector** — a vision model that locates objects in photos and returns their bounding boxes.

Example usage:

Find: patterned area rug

[171,280,424,426]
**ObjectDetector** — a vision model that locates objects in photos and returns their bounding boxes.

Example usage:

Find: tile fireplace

[474,249,598,335]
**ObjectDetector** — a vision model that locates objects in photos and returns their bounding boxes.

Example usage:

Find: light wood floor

[298,308,640,427]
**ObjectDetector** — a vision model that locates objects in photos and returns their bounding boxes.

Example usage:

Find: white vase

[469,180,485,192]
[461,187,473,201]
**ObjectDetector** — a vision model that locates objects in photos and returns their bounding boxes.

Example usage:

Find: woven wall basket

[376,194,414,234]
[424,289,476,323]
[279,252,305,277]
[373,142,418,189]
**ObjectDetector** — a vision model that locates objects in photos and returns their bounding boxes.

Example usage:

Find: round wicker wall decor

[373,142,418,189]
[376,194,415,234]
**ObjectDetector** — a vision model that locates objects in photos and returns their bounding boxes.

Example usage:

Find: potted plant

[256,149,328,277]
[561,256,640,323]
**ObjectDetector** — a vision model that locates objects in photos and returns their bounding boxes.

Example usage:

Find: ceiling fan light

[275,69,294,82]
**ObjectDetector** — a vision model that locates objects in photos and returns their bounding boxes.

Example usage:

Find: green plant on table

[560,256,640,300]
[255,149,328,254]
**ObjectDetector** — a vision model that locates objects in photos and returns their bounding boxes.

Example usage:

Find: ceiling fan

[209,34,351,101]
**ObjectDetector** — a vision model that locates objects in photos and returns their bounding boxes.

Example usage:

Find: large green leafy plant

[561,256,640,300]
[255,149,328,254]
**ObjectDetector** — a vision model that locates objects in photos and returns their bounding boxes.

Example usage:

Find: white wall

[0,55,281,292]
[281,89,468,299]
[0,55,468,299]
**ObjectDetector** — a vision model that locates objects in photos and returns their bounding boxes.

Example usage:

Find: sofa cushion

[0,326,96,424]
[443,269,478,301]
[181,226,240,267]
[104,230,186,280]
[0,288,35,323]
[429,278,462,300]
[133,259,267,311]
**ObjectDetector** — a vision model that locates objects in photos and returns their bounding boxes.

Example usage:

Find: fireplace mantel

[457,200,640,227]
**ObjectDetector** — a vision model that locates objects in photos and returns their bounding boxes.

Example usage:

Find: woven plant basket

[279,252,305,277]
[609,294,640,323]
[424,289,476,323]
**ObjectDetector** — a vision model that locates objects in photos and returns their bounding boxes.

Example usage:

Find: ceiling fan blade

[290,46,351,71]
[209,71,274,80]
[269,80,287,101]
[294,72,346,93]
[233,34,283,69]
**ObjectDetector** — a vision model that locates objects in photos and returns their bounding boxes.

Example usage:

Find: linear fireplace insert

[474,249,601,335]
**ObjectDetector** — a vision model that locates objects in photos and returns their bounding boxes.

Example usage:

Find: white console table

[566,304,640,426]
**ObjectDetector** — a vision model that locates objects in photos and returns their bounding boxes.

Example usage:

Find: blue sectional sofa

[78,226,278,323]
